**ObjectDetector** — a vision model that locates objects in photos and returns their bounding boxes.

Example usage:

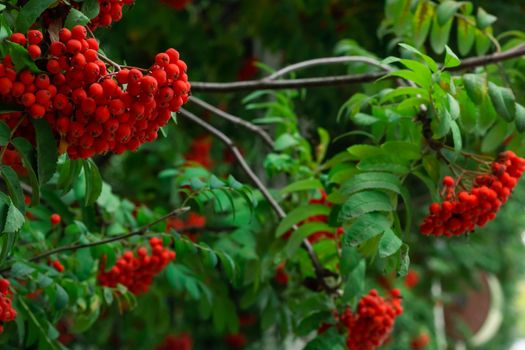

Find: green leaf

[481,122,509,152]
[381,141,421,160]
[457,17,475,56]
[5,41,39,73]
[32,118,58,184]
[280,178,322,194]
[15,0,57,33]
[0,121,10,146]
[274,133,298,151]
[217,251,236,282]
[342,259,366,306]
[488,82,516,122]
[81,0,100,19]
[430,16,453,54]
[64,8,90,29]
[341,172,402,196]
[476,7,497,29]
[444,46,460,68]
[57,158,82,193]
[338,191,393,221]
[284,222,334,258]
[515,104,525,132]
[55,284,69,310]
[450,120,462,152]
[463,74,486,104]
[304,327,346,350]
[357,156,410,175]
[412,1,435,47]
[10,262,34,278]
[11,137,40,205]
[398,43,439,72]
[475,28,492,55]
[436,0,463,26]
[209,175,224,189]
[82,159,102,206]
[343,213,392,246]
[4,200,24,233]
[276,204,331,237]
[347,144,383,159]
[378,229,402,258]
[0,165,24,211]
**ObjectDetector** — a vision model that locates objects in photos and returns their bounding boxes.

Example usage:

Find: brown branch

[190,44,525,93]
[0,207,191,273]
[188,96,274,148]
[179,108,337,291]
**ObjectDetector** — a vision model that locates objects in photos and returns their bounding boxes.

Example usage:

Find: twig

[188,96,274,148]
[0,207,190,273]
[265,56,392,80]
[178,108,336,291]
[190,44,525,93]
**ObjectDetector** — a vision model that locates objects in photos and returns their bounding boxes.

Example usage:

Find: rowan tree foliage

[0,0,524,349]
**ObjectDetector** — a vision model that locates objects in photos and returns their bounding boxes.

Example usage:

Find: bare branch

[190,44,525,93]
[178,108,335,290]
[0,207,191,273]
[188,96,274,148]
[265,56,392,80]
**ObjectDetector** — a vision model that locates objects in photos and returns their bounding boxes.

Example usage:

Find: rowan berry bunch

[420,151,525,237]
[87,0,136,28]
[410,332,430,350]
[0,25,190,161]
[97,237,176,295]
[274,262,289,285]
[49,259,65,272]
[343,289,403,350]
[166,212,206,242]
[156,333,193,350]
[184,135,213,169]
[160,0,193,10]
[0,279,16,334]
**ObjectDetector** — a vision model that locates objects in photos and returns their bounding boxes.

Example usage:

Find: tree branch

[265,55,392,80]
[190,44,525,93]
[0,207,191,273]
[179,108,336,291]
[188,96,274,148]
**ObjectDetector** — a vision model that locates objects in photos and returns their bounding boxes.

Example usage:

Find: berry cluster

[404,270,419,289]
[160,0,193,10]
[274,262,289,285]
[185,135,213,169]
[343,289,403,350]
[224,333,247,349]
[0,26,190,160]
[420,151,525,237]
[237,57,258,81]
[166,212,206,242]
[156,333,193,350]
[98,237,175,295]
[410,332,430,350]
[283,190,343,243]
[87,0,135,28]
[49,259,65,272]
[0,279,16,334]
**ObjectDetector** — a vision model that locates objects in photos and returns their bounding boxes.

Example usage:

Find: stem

[0,207,190,273]
[188,96,274,148]
[98,53,122,72]
[178,108,335,291]
[190,44,525,93]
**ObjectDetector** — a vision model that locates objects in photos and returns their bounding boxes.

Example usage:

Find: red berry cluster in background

[410,332,430,350]
[283,190,343,243]
[0,279,16,334]
[342,289,403,350]
[156,333,193,350]
[274,262,289,285]
[420,151,525,237]
[160,0,193,10]
[166,212,206,242]
[224,333,247,349]
[404,269,419,289]
[49,259,65,272]
[237,57,259,81]
[98,237,175,295]
[0,25,190,161]
[184,135,213,169]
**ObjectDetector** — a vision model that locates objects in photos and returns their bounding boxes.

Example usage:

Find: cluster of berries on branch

[342,289,403,350]
[420,151,525,237]
[87,0,135,28]
[156,333,193,350]
[166,211,206,242]
[160,0,193,10]
[98,237,175,295]
[0,279,16,334]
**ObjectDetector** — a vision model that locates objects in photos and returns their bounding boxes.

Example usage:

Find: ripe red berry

[50,213,61,225]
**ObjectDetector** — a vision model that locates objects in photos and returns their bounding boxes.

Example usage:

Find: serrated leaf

[10,262,34,278]
[515,104,525,132]
[209,175,224,189]
[12,137,39,205]
[82,159,102,206]
[463,74,486,104]
[274,133,298,151]
[0,165,24,211]
[0,120,10,146]
[284,222,334,258]
[15,0,57,33]
[217,251,236,282]
[342,259,366,306]
[450,120,462,152]
[57,158,82,193]
[280,179,322,194]
[55,284,69,310]
[436,0,463,26]
[378,228,402,258]
[338,191,393,221]
[343,213,391,246]
[476,7,497,29]
[413,1,434,47]
[488,82,516,122]
[64,8,90,29]
[81,0,100,19]
[475,28,492,55]
[5,41,39,73]
[444,46,460,68]
[481,121,509,152]
[4,201,24,232]
[457,17,475,56]
[32,119,58,184]
[430,16,453,54]
[276,204,331,236]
